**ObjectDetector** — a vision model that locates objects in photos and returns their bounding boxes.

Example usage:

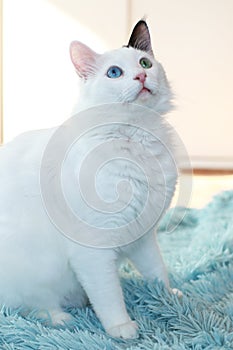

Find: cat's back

[0,128,55,225]
[0,128,55,168]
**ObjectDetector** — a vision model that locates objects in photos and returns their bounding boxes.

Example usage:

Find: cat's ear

[70,41,99,79]
[127,20,153,55]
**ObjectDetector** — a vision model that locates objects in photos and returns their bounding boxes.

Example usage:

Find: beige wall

[0,0,2,144]
[3,0,128,142]
[131,0,233,167]
[3,0,233,167]
[48,0,129,49]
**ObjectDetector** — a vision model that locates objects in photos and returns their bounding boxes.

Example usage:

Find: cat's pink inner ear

[70,41,99,79]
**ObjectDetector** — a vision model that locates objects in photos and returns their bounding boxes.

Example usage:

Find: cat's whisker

[121,83,145,103]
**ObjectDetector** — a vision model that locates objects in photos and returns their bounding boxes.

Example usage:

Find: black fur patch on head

[124,20,153,54]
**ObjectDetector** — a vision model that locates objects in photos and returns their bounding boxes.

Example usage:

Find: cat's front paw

[107,320,138,339]
[50,310,73,326]
[170,288,183,297]
[37,309,73,326]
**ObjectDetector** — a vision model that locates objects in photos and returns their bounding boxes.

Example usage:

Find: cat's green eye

[139,57,152,69]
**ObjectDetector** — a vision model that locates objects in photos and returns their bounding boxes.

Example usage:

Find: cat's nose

[134,72,147,83]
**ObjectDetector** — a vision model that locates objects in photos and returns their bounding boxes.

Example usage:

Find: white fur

[73,46,173,114]
[0,31,179,339]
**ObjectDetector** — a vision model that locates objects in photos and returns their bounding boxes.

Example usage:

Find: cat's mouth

[140,87,151,93]
[137,86,151,99]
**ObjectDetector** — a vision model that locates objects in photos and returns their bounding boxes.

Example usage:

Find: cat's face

[70,20,173,114]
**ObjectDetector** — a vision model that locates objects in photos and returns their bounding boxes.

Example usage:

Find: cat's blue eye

[107,66,123,78]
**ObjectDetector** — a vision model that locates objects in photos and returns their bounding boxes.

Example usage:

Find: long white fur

[0,25,178,339]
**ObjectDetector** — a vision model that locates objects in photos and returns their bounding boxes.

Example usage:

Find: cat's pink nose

[134,72,147,83]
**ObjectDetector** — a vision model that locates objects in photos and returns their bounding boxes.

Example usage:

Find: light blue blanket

[1,191,233,349]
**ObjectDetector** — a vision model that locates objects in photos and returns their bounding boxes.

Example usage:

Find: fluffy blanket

[1,190,233,349]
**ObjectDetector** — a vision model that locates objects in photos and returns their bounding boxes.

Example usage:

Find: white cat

[0,20,180,339]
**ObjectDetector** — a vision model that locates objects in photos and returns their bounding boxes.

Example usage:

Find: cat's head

[70,20,173,114]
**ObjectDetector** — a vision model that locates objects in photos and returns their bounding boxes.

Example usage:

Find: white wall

[132,0,233,167]
[3,0,126,142]
[3,0,233,167]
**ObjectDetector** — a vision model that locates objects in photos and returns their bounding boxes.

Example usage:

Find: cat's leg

[38,309,73,326]
[124,230,182,296]
[70,248,138,339]
[31,292,74,326]
[22,300,73,326]
[61,279,89,309]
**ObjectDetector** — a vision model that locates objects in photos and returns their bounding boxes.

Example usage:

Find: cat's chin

[136,88,152,102]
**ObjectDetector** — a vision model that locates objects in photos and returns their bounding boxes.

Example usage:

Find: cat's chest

[61,125,177,230]
[65,126,172,189]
